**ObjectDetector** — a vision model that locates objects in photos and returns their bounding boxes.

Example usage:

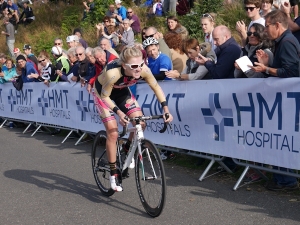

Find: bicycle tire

[135,139,166,217]
[91,131,115,197]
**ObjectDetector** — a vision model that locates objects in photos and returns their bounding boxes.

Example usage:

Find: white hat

[115,0,122,4]
[51,46,63,55]
[66,35,79,43]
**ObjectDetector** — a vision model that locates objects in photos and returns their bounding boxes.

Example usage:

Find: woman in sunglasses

[234,23,273,78]
[28,50,68,84]
[93,47,173,192]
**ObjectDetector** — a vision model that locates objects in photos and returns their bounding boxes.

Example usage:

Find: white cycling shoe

[110,174,123,192]
[129,158,135,169]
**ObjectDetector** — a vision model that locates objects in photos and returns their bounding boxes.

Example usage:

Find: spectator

[28,50,68,84]
[0,53,7,72]
[234,23,274,78]
[16,54,38,83]
[126,8,141,35]
[115,0,127,24]
[51,46,71,79]
[166,39,216,80]
[163,0,176,15]
[23,44,38,68]
[101,25,119,49]
[53,38,68,56]
[152,0,163,17]
[106,4,117,17]
[73,28,88,49]
[0,0,7,15]
[82,0,94,20]
[164,32,188,73]
[201,13,217,50]
[0,58,17,83]
[166,16,189,40]
[2,17,15,59]
[100,38,119,57]
[18,1,34,26]
[13,47,21,58]
[96,16,112,46]
[196,25,241,79]
[142,37,172,80]
[6,0,19,32]
[236,0,265,47]
[260,0,273,17]
[251,10,300,190]
[74,46,94,86]
[66,35,80,49]
[145,26,172,59]
[87,47,118,93]
[116,19,135,51]
[67,47,80,82]
[176,0,190,15]
[281,1,300,43]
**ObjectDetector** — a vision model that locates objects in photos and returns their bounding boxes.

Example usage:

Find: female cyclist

[93,47,173,192]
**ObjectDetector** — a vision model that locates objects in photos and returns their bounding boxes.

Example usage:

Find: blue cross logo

[201,93,234,141]
[7,89,17,112]
[76,91,89,121]
[38,90,49,116]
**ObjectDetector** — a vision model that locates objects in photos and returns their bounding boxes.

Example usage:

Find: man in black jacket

[18,1,34,26]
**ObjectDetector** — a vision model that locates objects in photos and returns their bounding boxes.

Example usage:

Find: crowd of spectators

[0,0,300,191]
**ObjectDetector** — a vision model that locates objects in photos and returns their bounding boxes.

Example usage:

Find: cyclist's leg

[93,92,123,191]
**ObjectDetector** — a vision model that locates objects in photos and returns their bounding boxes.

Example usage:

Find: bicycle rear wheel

[135,139,166,217]
[91,131,115,197]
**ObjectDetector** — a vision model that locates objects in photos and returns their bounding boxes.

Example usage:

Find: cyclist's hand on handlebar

[163,112,173,123]
[118,112,130,126]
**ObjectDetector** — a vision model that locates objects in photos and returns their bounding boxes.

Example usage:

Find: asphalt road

[0,126,300,225]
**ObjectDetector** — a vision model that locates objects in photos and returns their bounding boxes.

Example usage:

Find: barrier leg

[199,159,215,181]
[31,124,42,137]
[0,119,7,128]
[233,166,250,191]
[62,130,74,143]
[23,123,33,134]
[217,161,234,174]
[75,132,87,146]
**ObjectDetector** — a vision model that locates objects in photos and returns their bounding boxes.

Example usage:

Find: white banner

[0,78,300,170]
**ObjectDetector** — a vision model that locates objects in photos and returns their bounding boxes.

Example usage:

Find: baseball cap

[13,48,20,54]
[115,0,122,4]
[66,35,79,43]
[51,46,63,55]
[23,44,31,50]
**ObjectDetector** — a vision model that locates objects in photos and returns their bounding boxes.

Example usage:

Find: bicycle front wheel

[135,139,166,217]
[91,131,114,197]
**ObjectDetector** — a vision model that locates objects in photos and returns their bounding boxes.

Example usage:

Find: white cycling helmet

[51,46,63,56]
[142,37,159,49]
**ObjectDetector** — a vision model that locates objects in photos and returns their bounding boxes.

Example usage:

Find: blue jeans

[273,167,298,186]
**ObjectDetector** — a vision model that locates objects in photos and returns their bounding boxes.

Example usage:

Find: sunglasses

[244,6,256,11]
[125,62,144,70]
[39,59,46,63]
[145,33,156,39]
[247,31,259,37]
[104,20,109,22]
[75,53,84,56]
[54,42,61,45]
[127,11,133,13]
[202,13,214,21]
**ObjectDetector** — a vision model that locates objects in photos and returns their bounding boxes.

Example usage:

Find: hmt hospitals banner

[0,78,300,170]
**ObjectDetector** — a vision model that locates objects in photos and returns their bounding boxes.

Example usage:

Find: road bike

[91,114,170,217]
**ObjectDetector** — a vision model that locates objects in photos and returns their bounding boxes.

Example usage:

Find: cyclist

[93,47,173,192]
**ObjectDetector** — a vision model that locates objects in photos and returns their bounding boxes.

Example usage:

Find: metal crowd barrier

[158,145,300,191]
[1,116,299,191]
